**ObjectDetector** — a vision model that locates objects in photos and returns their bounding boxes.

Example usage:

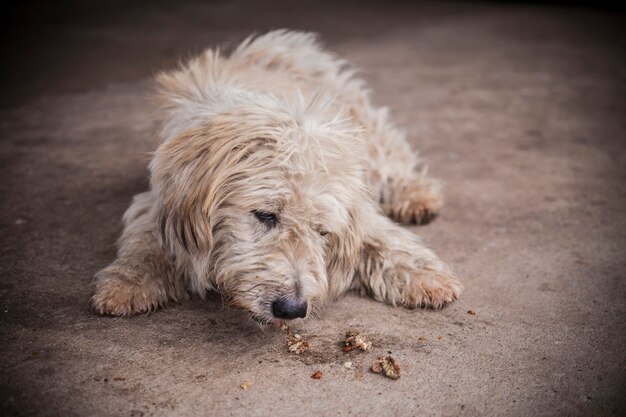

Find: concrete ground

[1,1,625,416]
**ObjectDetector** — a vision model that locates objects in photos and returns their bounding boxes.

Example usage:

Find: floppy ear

[325,206,365,296]
[149,124,261,256]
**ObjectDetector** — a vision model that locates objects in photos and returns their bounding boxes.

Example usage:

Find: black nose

[272,298,308,320]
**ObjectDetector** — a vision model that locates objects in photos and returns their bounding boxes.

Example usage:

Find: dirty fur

[90,30,462,322]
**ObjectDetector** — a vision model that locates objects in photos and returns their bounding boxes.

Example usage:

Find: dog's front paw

[400,270,462,309]
[90,266,166,316]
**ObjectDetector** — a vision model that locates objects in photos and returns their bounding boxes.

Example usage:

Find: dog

[90,30,462,325]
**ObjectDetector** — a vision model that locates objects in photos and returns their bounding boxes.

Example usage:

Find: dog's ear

[325,206,365,292]
[150,124,262,256]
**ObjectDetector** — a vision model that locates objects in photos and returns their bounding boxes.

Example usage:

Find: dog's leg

[369,126,443,225]
[350,104,443,225]
[379,172,443,225]
[353,205,461,308]
[90,191,187,316]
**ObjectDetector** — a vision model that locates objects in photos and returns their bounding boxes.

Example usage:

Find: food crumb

[240,380,252,390]
[418,336,427,342]
[113,377,126,381]
[311,370,323,380]
[437,335,443,340]
[343,361,354,370]
[467,310,477,315]
[342,331,372,353]
[371,355,401,380]
[287,332,311,354]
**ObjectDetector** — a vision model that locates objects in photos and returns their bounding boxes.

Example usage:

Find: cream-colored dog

[91,30,462,324]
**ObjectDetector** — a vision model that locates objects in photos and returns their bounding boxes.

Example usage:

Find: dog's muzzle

[271,298,308,320]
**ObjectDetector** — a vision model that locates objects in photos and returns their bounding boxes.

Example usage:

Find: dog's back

[156,30,367,142]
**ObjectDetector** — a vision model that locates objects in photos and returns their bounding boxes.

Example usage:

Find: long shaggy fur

[90,30,462,323]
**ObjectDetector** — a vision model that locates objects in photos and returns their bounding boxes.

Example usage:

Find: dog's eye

[253,210,278,228]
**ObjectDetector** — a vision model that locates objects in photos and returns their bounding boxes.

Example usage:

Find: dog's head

[150,90,369,325]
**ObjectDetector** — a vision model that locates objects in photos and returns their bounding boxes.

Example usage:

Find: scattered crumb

[371,355,401,380]
[437,335,443,340]
[282,324,311,354]
[311,370,323,380]
[343,361,354,370]
[342,331,372,353]
[113,377,126,381]
[418,336,427,342]
[240,380,252,390]
[467,310,476,315]
[287,332,311,354]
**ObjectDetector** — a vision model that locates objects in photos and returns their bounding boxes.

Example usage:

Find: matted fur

[91,30,462,323]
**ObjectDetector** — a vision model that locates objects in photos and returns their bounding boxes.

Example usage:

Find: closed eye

[252,210,278,229]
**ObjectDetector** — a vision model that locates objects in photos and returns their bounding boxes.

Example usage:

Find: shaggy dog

[91,30,462,324]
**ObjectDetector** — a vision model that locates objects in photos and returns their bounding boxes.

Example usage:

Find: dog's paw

[90,267,166,316]
[383,180,443,225]
[400,270,462,309]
